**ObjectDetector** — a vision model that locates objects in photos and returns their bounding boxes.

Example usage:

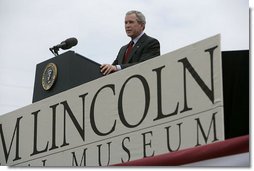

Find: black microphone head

[61,37,78,50]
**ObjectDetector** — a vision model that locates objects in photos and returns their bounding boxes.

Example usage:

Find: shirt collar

[132,32,145,45]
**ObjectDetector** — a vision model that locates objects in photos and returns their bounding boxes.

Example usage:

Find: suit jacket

[112,33,160,69]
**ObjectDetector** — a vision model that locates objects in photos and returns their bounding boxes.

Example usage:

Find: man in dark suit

[100,10,160,75]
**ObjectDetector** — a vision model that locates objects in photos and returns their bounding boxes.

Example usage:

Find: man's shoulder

[141,33,159,43]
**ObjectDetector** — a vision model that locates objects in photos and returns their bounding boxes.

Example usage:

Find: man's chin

[127,35,135,39]
[126,32,133,36]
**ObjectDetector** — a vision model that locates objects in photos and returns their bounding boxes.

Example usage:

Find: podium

[32,51,103,102]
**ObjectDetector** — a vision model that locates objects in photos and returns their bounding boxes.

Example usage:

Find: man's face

[125,14,144,39]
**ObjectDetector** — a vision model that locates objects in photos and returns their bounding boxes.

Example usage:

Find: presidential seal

[42,63,58,91]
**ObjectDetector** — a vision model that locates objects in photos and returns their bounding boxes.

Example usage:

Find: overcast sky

[0,0,249,115]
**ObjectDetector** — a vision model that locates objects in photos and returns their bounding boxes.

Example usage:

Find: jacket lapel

[126,33,147,63]
[118,44,129,64]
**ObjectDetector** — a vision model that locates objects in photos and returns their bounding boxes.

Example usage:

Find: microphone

[54,37,78,50]
[50,37,78,56]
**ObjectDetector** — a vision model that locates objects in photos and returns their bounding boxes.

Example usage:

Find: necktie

[123,41,134,64]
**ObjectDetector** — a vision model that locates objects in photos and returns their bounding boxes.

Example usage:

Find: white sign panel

[0,35,224,166]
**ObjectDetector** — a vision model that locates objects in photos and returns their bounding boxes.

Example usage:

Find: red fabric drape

[114,135,249,166]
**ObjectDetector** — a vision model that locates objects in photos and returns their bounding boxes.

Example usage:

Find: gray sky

[0,0,249,115]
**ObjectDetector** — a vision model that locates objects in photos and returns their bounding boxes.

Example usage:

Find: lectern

[32,51,103,102]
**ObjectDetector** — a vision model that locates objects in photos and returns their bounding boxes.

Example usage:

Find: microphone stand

[49,46,59,57]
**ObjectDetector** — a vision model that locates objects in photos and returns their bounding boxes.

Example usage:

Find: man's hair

[126,10,146,25]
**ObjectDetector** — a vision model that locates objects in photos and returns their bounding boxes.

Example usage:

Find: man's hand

[100,64,117,75]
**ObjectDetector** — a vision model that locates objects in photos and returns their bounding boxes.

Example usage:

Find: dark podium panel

[222,50,249,139]
[32,51,103,102]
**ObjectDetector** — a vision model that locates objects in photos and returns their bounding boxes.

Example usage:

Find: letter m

[195,112,219,146]
[0,116,22,164]
[71,148,87,166]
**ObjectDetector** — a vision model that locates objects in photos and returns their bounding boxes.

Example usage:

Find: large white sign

[0,35,224,166]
